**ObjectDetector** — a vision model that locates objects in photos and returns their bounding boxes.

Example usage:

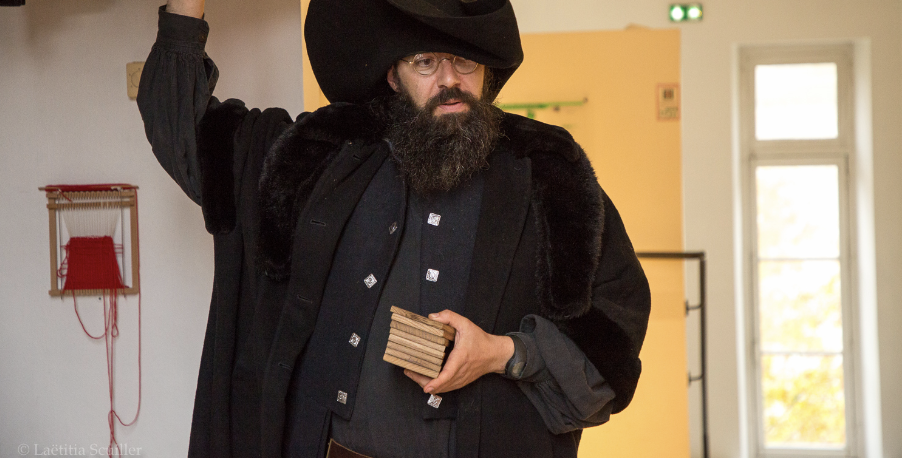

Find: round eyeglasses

[399,52,480,76]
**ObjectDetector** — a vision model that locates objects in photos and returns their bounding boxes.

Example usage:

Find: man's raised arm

[136,1,217,205]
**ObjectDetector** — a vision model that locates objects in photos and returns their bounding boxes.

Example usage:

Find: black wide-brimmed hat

[305,0,524,104]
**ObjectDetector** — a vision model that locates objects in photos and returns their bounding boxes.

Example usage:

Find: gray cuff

[511,314,616,434]
[506,329,550,383]
[503,334,528,380]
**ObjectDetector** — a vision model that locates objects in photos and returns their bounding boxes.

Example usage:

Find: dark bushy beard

[383,86,503,195]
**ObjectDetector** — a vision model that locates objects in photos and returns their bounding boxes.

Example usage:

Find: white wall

[508,0,901,457]
[0,0,301,456]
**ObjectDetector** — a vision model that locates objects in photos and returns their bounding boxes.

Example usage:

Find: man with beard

[137,0,651,457]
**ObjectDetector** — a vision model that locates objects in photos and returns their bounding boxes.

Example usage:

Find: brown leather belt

[326,439,373,458]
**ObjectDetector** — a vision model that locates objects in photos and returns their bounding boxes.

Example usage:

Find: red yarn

[59,235,141,456]
[60,237,125,291]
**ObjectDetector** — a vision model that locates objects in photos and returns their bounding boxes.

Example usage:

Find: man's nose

[435,59,461,88]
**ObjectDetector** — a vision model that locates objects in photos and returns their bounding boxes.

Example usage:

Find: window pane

[759,260,842,352]
[757,165,840,258]
[755,63,838,140]
[761,354,846,447]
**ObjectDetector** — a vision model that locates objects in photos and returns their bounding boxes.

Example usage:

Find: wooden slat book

[387,341,444,366]
[390,306,456,338]
[390,308,456,340]
[384,347,442,373]
[383,307,457,379]
[390,320,449,346]
[388,334,446,359]
[388,328,448,353]
[383,352,440,379]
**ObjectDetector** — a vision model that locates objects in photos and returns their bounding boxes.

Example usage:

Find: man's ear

[387,67,400,92]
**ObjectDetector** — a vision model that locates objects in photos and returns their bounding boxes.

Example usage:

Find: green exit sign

[669,3,703,22]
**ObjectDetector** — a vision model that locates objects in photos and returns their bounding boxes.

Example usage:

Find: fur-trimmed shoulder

[257,103,383,279]
[498,112,606,320]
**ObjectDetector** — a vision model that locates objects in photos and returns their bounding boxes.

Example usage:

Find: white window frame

[739,43,862,458]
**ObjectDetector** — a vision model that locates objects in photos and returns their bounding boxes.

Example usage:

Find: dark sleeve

[503,190,648,434]
[562,190,651,414]
[136,6,295,236]
[508,315,617,434]
[136,6,224,205]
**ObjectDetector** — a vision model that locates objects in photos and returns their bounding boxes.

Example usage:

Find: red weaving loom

[41,184,141,456]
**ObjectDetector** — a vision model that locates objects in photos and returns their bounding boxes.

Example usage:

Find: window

[740,44,857,457]
[754,63,839,140]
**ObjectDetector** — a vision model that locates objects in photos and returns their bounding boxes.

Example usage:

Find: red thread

[59,235,141,456]
[60,237,125,291]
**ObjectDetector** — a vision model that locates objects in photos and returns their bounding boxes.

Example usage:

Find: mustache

[424,87,479,113]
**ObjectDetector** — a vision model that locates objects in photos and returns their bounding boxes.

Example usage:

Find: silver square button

[427,213,441,226]
[337,391,348,404]
[427,394,442,408]
[425,269,439,282]
[364,274,377,288]
[349,333,361,347]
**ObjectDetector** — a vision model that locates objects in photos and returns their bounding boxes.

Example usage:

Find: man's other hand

[403,310,514,395]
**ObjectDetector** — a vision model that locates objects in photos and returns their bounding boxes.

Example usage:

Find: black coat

[179,100,650,458]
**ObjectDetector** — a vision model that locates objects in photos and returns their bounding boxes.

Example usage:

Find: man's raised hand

[166,0,205,18]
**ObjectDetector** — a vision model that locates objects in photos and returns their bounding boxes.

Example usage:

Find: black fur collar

[254,103,604,319]
[501,115,604,321]
[256,103,383,278]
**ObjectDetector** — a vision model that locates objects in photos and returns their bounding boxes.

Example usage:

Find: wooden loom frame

[41,185,140,297]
